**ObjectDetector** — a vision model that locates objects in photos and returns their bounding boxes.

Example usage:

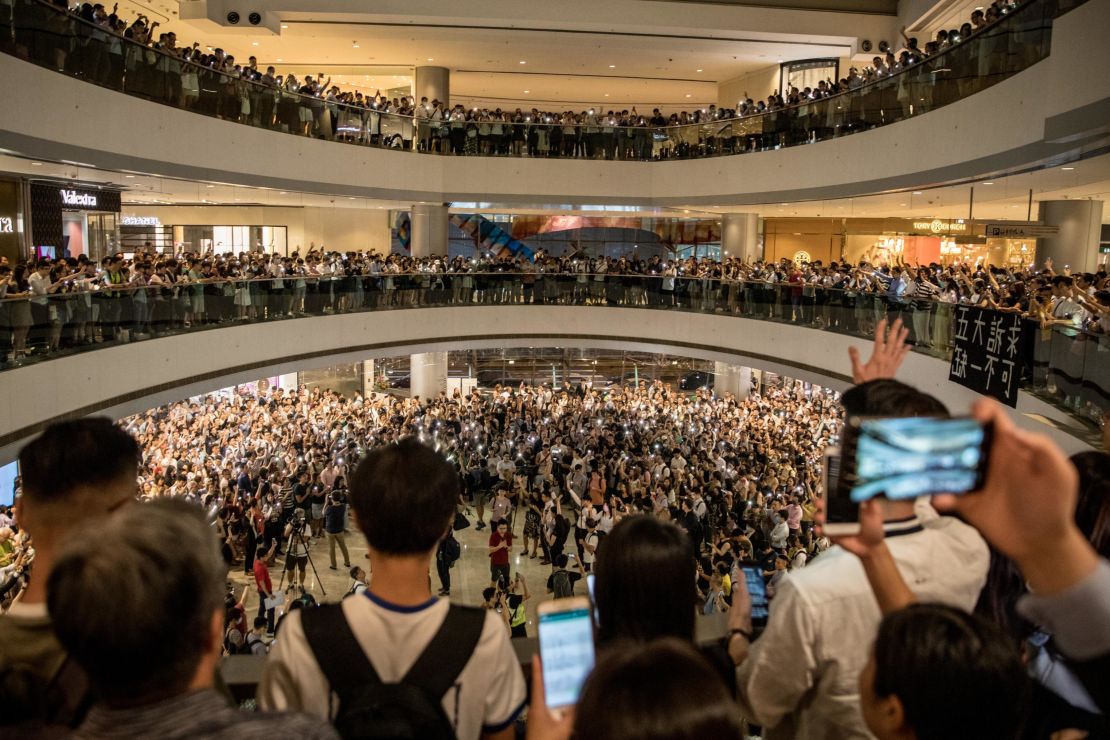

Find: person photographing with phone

[727,320,991,739]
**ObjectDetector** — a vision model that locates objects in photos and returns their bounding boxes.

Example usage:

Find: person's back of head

[573,639,743,740]
[17,418,138,541]
[840,380,948,419]
[348,438,457,555]
[1070,450,1110,558]
[594,515,695,646]
[46,498,225,707]
[862,603,1027,740]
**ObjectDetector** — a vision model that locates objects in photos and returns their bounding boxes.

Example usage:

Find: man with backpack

[436,529,461,596]
[546,554,585,599]
[259,438,526,740]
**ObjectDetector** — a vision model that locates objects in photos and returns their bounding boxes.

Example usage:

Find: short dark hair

[594,516,696,646]
[348,438,458,555]
[840,380,948,418]
[47,499,224,705]
[19,418,139,504]
[872,604,1027,740]
[574,639,743,740]
[1071,451,1110,558]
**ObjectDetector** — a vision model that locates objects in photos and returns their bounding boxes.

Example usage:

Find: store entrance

[58,210,118,261]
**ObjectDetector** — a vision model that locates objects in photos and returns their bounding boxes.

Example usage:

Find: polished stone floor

[228,507,557,636]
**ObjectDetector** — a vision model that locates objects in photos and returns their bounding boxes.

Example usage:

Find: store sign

[59,188,98,208]
[911,219,969,234]
[0,217,12,233]
[121,215,162,227]
[983,222,1060,239]
[949,306,1024,408]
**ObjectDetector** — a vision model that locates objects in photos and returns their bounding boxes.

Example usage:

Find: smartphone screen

[846,417,990,502]
[740,565,769,622]
[538,606,596,708]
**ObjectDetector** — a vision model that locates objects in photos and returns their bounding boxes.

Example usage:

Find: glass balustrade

[0,0,1075,161]
[1,272,1105,434]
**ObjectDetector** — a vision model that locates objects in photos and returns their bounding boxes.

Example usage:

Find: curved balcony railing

[0,0,1074,161]
[1,271,1105,434]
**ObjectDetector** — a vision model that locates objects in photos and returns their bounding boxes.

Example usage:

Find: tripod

[278,521,327,597]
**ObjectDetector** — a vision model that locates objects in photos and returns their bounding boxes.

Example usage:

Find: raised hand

[847,317,910,384]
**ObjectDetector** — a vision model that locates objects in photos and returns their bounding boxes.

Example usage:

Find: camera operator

[283,509,310,589]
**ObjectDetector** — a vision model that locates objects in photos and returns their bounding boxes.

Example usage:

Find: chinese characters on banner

[948,306,1025,407]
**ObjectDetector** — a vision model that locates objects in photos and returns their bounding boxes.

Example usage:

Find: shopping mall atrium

[0,0,1108,736]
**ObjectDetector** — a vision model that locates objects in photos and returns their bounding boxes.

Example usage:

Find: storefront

[764,217,1037,268]
[0,177,23,265]
[119,215,289,256]
[29,181,121,261]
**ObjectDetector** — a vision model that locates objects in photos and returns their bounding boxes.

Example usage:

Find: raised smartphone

[735,561,769,628]
[825,417,992,535]
[537,596,596,715]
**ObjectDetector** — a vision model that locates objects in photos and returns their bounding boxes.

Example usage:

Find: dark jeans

[436,555,451,592]
[490,563,510,588]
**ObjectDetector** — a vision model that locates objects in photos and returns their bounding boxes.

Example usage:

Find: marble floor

[228,508,558,637]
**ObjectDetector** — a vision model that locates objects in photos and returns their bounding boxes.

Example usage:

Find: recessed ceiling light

[426,57,434,61]
[352,42,359,48]
[685,93,691,97]
[206,184,215,188]
[1062,166,1075,170]
[604,93,609,97]
[281,24,288,28]
[31,162,42,166]
[982,181,994,185]
[609,64,615,68]
[523,90,529,93]
[912,191,922,195]
[696,68,703,72]
[348,197,356,200]
[276,58,282,62]
[125,174,135,178]
[252,41,259,46]
[519,60,526,64]
[777,59,784,63]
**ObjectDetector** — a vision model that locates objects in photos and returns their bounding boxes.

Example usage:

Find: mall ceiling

[5,151,1107,223]
[123,0,904,109]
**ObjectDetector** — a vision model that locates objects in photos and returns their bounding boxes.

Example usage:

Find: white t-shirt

[258,593,526,739]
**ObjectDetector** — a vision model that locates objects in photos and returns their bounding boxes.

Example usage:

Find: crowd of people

[0,322,1107,738]
[2,247,1107,376]
[5,0,1035,157]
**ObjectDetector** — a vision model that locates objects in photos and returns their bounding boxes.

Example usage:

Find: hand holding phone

[537,597,595,717]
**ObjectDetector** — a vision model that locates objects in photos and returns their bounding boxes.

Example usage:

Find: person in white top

[258,439,526,739]
[726,323,990,740]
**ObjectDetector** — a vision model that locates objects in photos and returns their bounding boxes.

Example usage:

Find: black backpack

[551,569,574,599]
[301,603,486,740]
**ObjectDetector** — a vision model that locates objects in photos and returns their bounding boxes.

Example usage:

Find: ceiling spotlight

[352,41,359,48]
[609,64,615,68]
[276,58,283,62]
[982,181,994,185]
[251,41,259,46]
[427,57,434,61]
[696,68,703,72]
[125,174,135,178]
[31,162,42,166]
[912,191,922,195]
[519,60,527,64]
[523,89,530,93]
[1062,166,1075,170]
[685,93,692,97]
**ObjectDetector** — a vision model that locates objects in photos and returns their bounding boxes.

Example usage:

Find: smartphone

[537,597,596,715]
[736,561,769,628]
[821,445,857,536]
[828,417,992,533]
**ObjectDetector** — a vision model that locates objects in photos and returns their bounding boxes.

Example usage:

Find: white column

[1038,200,1105,273]
[360,359,375,397]
[410,204,449,258]
[721,213,761,262]
[714,363,750,399]
[410,351,448,402]
[414,66,450,107]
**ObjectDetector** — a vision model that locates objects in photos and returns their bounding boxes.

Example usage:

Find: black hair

[19,418,139,504]
[840,379,948,418]
[594,515,696,646]
[872,604,1027,740]
[574,639,743,740]
[348,437,458,555]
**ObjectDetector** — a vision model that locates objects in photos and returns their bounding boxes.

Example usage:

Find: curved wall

[0,0,1108,205]
[0,306,1092,461]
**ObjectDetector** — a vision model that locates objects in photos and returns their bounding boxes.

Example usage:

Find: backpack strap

[402,604,486,700]
[301,603,382,701]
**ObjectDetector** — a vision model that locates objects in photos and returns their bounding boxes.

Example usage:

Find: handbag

[452,509,471,531]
